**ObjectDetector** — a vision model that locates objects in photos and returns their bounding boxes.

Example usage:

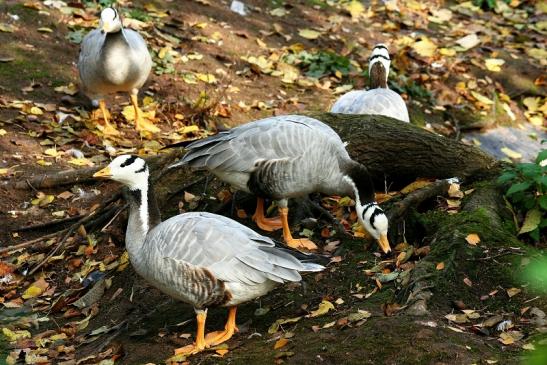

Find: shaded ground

[0,0,545,364]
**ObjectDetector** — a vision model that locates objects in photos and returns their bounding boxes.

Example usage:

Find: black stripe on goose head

[120,155,138,168]
[369,207,384,230]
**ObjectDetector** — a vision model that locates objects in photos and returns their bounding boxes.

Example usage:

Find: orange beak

[378,234,391,254]
[93,166,112,179]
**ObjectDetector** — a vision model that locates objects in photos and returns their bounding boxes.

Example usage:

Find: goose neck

[343,161,376,206]
[369,61,388,89]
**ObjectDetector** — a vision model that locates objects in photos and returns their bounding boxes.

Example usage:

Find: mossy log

[311,113,500,186]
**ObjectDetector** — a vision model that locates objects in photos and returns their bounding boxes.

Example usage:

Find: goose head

[99,7,122,34]
[93,155,148,190]
[356,202,390,253]
[368,44,391,89]
[343,164,391,254]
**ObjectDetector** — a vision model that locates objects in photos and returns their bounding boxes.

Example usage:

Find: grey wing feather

[171,115,344,174]
[148,212,323,285]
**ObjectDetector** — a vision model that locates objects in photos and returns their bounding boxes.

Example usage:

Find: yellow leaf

[445,313,469,323]
[345,0,365,19]
[37,27,53,33]
[22,278,49,299]
[499,331,523,345]
[196,73,217,84]
[0,168,8,175]
[178,125,199,134]
[412,37,437,57]
[270,8,289,17]
[439,48,456,56]
[333,84,353,95]
[436,262,445,270]
[526,48,547,60]
[519,209,541,234]
[506,287,521,297]
[181,72,198,84]
[298,28,322,40]
[54,83,79,96]
[44,148,60,157]
[307,300,335,318]
[522,97,540,112]
[429,8,453,23]
[485,58,505,72]
[215,349,229,356]
[501,147,522,160]
[465,233,480,245]
[268,316,302,334]
[31,193,55,207]
[2,328,31,342]
[471,91,494,105]
[400,179,433,194]
[29,106,43,115]
[0,129,6,136]
[68,158,94,167]
[448,183,464,198]
[274,338,289,349]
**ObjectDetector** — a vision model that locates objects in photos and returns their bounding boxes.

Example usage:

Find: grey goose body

[93,155,323,355]
[171,115,392,253]
[77,7,158,135]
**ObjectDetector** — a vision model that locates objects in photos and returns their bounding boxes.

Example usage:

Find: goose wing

[77,29,104,91]
[172,115,344,174]
[147,212,322,285]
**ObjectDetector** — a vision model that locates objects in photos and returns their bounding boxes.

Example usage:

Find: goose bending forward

[331,44,410,123]
[78,7,159,135]
[93,155,324,356]
[170,115,392,254]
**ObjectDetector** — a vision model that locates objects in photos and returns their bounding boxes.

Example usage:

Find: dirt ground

[0,0,545,364]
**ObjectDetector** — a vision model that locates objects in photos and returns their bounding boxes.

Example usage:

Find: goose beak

[101,21,110,34]
[93,166,112,179]
[378,234,391,254]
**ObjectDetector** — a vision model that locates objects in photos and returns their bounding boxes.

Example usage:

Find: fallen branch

[387,179,451,222]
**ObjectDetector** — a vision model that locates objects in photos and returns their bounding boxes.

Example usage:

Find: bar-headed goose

[78,7,159,135]
[93,155,323,356]
[170,115,391,254]
[331,44,410,123]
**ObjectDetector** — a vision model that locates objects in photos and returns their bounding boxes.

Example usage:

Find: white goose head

[343,164,391,254]
[99,7,122,34]
[93,155,149,191]
[368,43,391,89]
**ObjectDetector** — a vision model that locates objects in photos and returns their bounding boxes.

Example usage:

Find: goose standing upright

[78,7,159,135]
[170,115,391,254]
[93,155,324,356]
[331,44,410,123]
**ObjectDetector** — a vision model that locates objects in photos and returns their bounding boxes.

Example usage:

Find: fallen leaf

[307,300,335,318]
[506,287,521,298]
[412,37,437,57]
[345,0,365,20]
[499,331,523,345]
[298,28,321,40]
[22,277,49,299]
[268,317,302,334]
[274,338,288,350]
[348,309,371,322]
[471,91,494,105]
[2,328,31,342]
[445,313,469,324]
[485,58,505,72]
[215,349,229,356]
[463,277,473,287]
[501,147,522,160]
[400,179,433,194]
[436,262,445,270]
[465,233,480,246]
[456,33,480,50]
[519,209,541,234]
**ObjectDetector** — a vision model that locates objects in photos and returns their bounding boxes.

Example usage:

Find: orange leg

[279,207,318,251]
[131,94,160,133]
[252,198,282,231]
[174,309,207,356]
[204,306,238,346]
[97,99,120,136]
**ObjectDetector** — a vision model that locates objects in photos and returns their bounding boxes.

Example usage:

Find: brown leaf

[506,288,521,298]
[463,277,473,287]
[274,338,288,350]
[436,262,445,270]
[382,303,401,316]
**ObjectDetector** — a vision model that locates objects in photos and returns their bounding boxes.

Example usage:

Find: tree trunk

[310,113,500,186]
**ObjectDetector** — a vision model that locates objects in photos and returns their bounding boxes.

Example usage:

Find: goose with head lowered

[78,7,159,135]
[169,115,391,254]
[331,44,410,123]
[93,155,324,356]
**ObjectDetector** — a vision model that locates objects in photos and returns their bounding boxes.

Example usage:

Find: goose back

[177,115,352,198]
[331,88,410,123]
